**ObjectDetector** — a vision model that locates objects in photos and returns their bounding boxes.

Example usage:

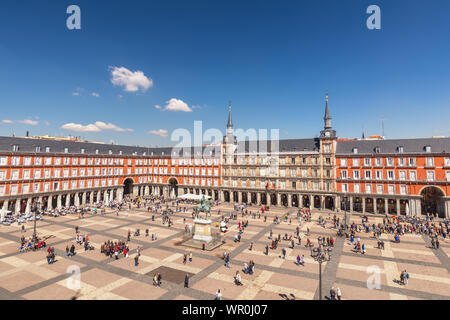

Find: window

[399,171,406,180]
[400,185,407,195]
[408,157,416,167]
[81,148,85,154]
[364,170,372,180]
[12,157,20,166]
[375,158,382,167]
[409,171,416,181]
[64,147,69,153]
[352,158,359,167]
[425,145,431,153]
[342,183,348,192]
[0,171,5,180]
[353,170,360,179]
[377,185,383,194]
[10,185,18,195]
[445,157,450,167]
[364,158,371,167]
[365,184,372,194]
[426,157,434,167]
[398,157,405,167]
[446,171,450,182]
[340,158,347,167]
[352,148,358,154]
[374,147,381,153]
[354,184,361,193]
[398,146,404,153]
[375,170,383,180]
[45,147,50,153]
[386,158,394,167]
[388,185,395,195]
[0,157,7,166]
[341,170,347,179]
[13,145,19,152]
[387,170,395,180]
[11,170,19,180]
[427,171,435,181]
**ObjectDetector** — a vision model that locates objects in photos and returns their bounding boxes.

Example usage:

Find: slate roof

[235,138,320,153]
[336,137,450,155]
[0,136,220,157]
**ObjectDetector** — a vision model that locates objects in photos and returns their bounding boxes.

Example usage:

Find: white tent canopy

[178,194,211,201]
[0,209,12,222]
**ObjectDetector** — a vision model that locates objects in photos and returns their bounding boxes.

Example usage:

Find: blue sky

[0,0,449,146]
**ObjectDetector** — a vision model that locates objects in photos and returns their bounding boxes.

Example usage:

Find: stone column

[288,194,292,207]
[277,193,281,206]
[321,195,325,210]
[384,198,388,214]
[396,199,400,215]
[349,196,354,212]
[65,194,70,207]
[15,199,21,213]
[57,195,62,208]
[82,192,86,206]
[238,191,242,203]
[417,199,422,216]
[75,193,80,207]
[335,195,340,212]
[2,200,8,212]
[257,192,261,204]
[372,198,377,213]
[25,198,32,214]
[362,197,366,213]
[247,192,251,204]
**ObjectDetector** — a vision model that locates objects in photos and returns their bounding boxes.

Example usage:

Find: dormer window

[13,145,19,152]
[36,146,41,152]
[143,152,146,156]
[81,148,85,154]
[425,145,431,153]
[64,148,69,153]
[374,147,380,153]
[95,149,99,154]
[109,150,112,155]
[119,150,122,155]
[45,147,50,153]
[397,146,404,153]
[352,148,358,154]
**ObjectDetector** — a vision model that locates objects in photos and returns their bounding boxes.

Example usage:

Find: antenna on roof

[380,117,385,139]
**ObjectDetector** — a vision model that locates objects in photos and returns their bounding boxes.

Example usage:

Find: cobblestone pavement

[0,203,449,300]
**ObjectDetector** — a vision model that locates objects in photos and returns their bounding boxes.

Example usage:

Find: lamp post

[310,244,332,300]
[32,201,41,242]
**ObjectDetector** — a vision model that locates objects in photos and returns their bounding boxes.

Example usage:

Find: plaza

[0,201,448,300]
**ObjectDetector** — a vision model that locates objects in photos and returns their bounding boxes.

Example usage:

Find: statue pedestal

[193,218,213,243]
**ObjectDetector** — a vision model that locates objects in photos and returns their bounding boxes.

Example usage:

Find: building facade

[0,95,449,218]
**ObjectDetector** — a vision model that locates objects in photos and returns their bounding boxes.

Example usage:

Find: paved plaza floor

[0,202,449,300]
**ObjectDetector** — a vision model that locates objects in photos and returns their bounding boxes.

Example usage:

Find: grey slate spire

[324,93,332,130]
[227,102,233,129]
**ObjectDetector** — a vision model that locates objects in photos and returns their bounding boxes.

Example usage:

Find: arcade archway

[124,178,134,195]
[421,187,445,218]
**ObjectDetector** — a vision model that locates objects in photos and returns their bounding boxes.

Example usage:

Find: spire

[227,101,233,129]
[324,91,332,129]
[362,127,365,139]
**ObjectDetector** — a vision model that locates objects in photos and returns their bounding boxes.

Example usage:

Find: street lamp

[32,201,41,242]
[310,244,332,300]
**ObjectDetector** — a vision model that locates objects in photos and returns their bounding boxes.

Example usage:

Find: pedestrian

[134,254,139,266]
[189,251,192,262]
[215,289,222,300]
[184,274,189,288]
[337,287,342,300]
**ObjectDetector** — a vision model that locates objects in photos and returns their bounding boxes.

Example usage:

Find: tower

[320,93,336,138]
[223,102,237,145]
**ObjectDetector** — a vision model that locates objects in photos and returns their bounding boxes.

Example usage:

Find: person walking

[184,274,189,288]
[215,289,222,300]
[134,254,139,266]
[337,287,342,300]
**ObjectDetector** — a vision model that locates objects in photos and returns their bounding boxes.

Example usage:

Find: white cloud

[2,120,13,124]
[162,98,193,112]
[148,129,168,138]
[18,119,39,125]
[155,105,162,109]
[61,121,133,133]
[110,66,153,92]
[91,92,100,98]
